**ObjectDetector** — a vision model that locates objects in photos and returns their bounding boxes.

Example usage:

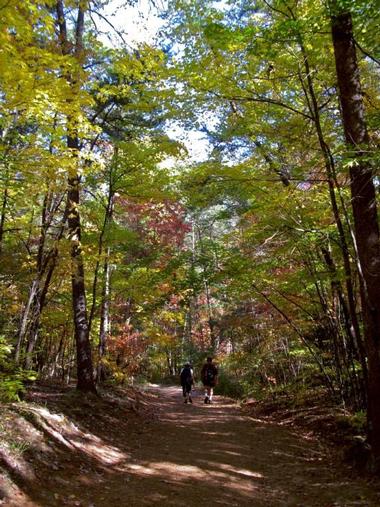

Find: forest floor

[1,384,380,507]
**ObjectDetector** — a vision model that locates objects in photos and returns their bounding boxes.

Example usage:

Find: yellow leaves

[145,325,176,347]
[0,4,96,141]
[0,3,58,99]
[9,303,21,315]
[107,45,165,96]
[159,309,184,325]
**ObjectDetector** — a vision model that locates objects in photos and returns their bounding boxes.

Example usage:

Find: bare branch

[89,8,132,48]
[206,89,313,120]
[354,38,380,66]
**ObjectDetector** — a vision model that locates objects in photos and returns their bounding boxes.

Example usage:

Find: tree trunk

[24,254,58,369]
[56,0,96,393]
[295,25,364,370]
[289,17,368,407]
[89,180,114,335]
[15,279,40,364]
[97,249,111,382]
[0,186,8,255]
[321,246,364,407]
[67,159,96,392]
[331,7,380,463]
[23,190,61,369]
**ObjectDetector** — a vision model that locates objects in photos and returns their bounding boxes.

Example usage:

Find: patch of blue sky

[93,1,237,165]
[94,0,215,163]
[95,0,164,48]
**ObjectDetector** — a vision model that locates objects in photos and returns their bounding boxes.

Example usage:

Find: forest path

[82,385,378,507]
[2,385,380,506]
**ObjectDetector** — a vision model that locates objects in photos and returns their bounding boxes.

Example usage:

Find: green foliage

[0,337,37,402]
[7,439,30,456]
[0,337,12,363]
[0,377,25,403]
[336,410,367,433]
[0,0,378,434]
[214,370,246,399]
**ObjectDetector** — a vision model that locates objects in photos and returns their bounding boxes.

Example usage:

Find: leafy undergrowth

[0,383,156,506]
[242,391,371,471]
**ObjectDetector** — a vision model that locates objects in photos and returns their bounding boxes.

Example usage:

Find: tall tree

[330,1,380,463]
[56,0,96,392]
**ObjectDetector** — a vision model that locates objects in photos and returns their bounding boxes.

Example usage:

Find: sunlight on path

[2,386,379,507]
[107,385,378,507]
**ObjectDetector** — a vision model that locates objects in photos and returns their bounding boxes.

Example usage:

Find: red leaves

[116,197,190,251]
[108,323,143,356]
[108,323,147,376]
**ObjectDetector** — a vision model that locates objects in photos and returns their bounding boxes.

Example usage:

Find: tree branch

[354,38,380,66]
[207,89,313,120]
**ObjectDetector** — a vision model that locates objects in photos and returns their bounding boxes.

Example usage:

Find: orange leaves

[116,197,190,254]
[108,324,147,376]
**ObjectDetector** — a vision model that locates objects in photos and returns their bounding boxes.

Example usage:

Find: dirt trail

[112,386,379,507]
[2,385,380,506]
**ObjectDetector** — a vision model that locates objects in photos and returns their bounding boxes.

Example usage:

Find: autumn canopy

[1,0,380,466]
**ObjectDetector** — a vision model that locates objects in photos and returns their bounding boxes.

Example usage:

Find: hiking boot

[189,397,193,404]
[184,399,188,404]
[204,396,209,404]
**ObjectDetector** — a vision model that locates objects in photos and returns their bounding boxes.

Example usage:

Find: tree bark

[56,0,96,393]
[15,279,39,365]
[294,22,364,369]
[88,176,114,334]
[24,251,59,369]
[23,189,59,368]
[331,7,380,463]
[67,149,96,392]
[0,186,8,255]
[98,249,111,382]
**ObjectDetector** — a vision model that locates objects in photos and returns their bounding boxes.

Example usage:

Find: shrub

[0,376,25,402]
[214,370,245,399]
[0,337,37,402]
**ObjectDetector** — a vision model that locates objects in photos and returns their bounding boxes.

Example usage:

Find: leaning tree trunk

[23,190,64,369]
[15,279,40,364]
[331,7,380,464]
[24,250,60,370]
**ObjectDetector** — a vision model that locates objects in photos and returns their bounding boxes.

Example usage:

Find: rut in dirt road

[106,386,379,507]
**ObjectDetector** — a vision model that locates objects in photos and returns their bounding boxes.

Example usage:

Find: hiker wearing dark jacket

[201,357,218,404]
[180,363,194,403]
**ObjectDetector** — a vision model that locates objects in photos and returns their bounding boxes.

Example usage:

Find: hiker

[201,357,218,404]
[180,362,194,404]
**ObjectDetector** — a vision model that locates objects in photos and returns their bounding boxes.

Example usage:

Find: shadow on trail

[100,386,378,507]
[1,384,143,506]
[1,384,379,507]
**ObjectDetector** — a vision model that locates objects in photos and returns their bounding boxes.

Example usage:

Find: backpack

[180,366,193,385]
[205,365,215,384]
